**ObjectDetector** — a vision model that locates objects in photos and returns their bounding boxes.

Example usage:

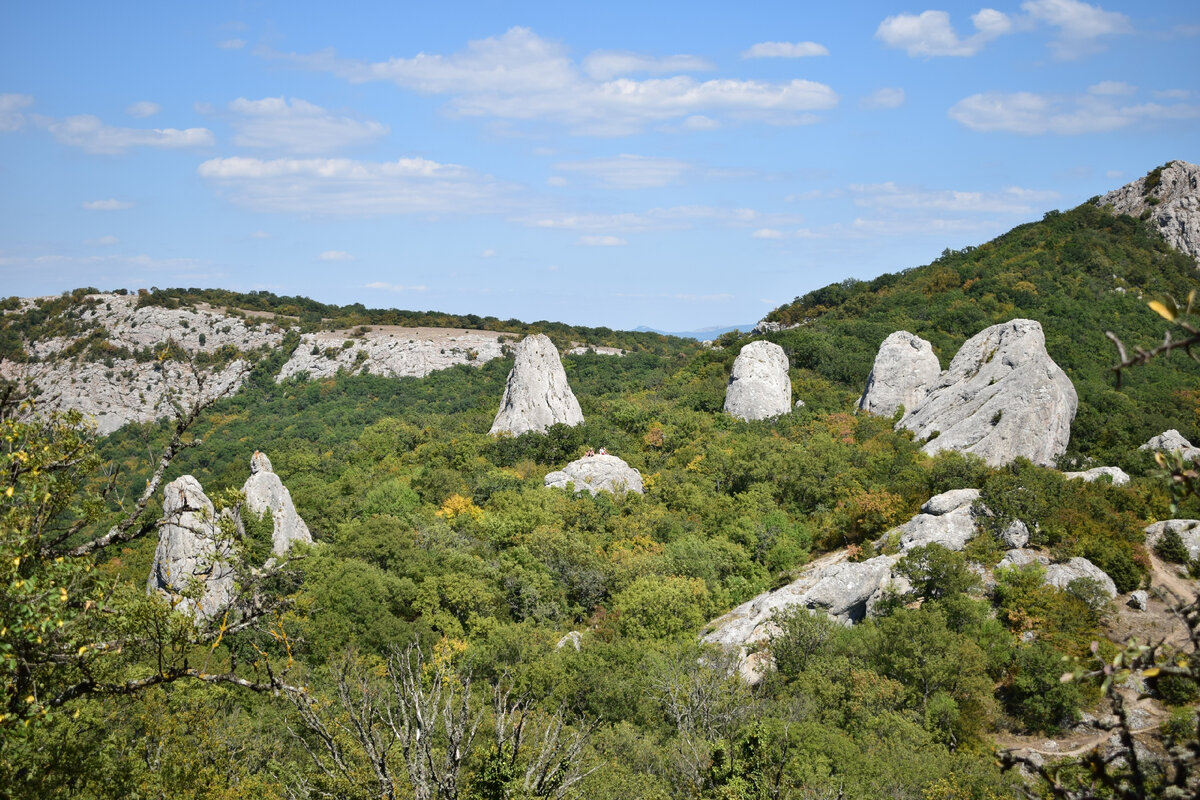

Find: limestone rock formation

[882,489,981,553]
[278,327,510,382]
[858,331,941,418]
[1128,590,1149,611]
[1064,466,1131,486]
[1001,520,1031,549]
[1140,430,1200,462]
[489,335,584,436]
[1144,519,1200,561]
[544,453,644,495]
[1044,557,1118,598]
[724,340,792,421]
[897,319,1077,467]
[242,451,312,555]
[146,476,234,618]
[1096,160,1200,263]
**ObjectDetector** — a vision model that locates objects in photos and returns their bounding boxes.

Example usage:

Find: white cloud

[582,50,712,80]
[849,182,1060,214]
[553,154,691,189]
[85,235,120,246]
[948,90,1200,134]
[126,101,161,118]
[249,230,271,239]
[681,114,720,131]
[578,235,627,246]
[267,27,838,135]
[1153,89,1192,100]
[217,38,247,50]
[41,114,214,154]
[198,155,509,215]
[876,9,1012,56]
[227,96,389,154]
[82,199,134,211]
[481,249,496,257]
[365,281,427,291]
[318,250,353,261]
[1021,0,1131,58]
[861,88,906,109]
[741,41,829,58]
[0,93,34,131]
[1088,80,1136,95]
[752,228,785,239]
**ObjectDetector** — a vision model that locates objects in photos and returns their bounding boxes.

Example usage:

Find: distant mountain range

[633,323,756,340]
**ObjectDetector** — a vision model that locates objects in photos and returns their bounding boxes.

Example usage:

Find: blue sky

[1,1,1197,330]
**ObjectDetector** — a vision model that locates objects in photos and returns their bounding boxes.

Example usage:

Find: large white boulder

[1064,466,1131,486]
[490,335,584,436]
[724,340,792,421]
[887,489,981,553]
[858,331,941,418]
[242,451,312,555]
[897,319,1077,467]
[1140,430,1200,462]
[544,453,643,495]
[1144,519,1200,561]
[146,475,234,618]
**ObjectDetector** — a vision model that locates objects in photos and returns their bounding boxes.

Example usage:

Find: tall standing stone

[724,340,792,421]
[242,451,312,555]
[858,331,941,418]
[489,334,584,436]
[146,475,234,618]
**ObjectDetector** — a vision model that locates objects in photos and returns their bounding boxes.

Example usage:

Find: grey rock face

[724,340,792,421]
[1144,519,1200,561]
[897,319,1077,467]
[1128,590,1149,611]
[998,548,1049,571]
[544,453,643,495]
[800,556,898,623]
[1044,557,1118,598]
[752,319,800,335]
[1140,430,1200,462]
[858,331,941,418]
[146,476,234,618]
[242,451,312,555]
[884,489,980,553]
[1096,160,1200,263]
[490,335,584,436]
[1063,466,1131,486]
[1001,520,1031,549]
[278,327,510,382]
[556,631,582,651]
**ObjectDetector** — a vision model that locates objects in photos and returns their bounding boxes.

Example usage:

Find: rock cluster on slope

[1096,160,1200,263]
[146,476,234,618]
[887,489,981,552]
[277,327,510,382]
[889,319,1077,467]
[489,334,584,436]
[1063,466,1131,486]
[723,340,792,421]
[857,331,941,418]
[1144,519,1200,561]
[1140,430,1200,462]
[544,453,644,495]
[242,451,312,554]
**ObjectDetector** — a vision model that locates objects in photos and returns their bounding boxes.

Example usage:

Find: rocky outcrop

[544,454,644,495]
[1001,520,1031,549]
[724,341,792,421]
[1140,430,1200,462]
[277,327,510,382]
[1044,557,1118,598]
[896,319,1077,467]
[1144,519,1200,561]
[1064,466,1131,486]
[886,489,981,552]
[146,476,234,618]
[752,319,800,335]
[241,451,312,555]
[489,335,584,436]
[1096,160,1200,263]
[858,331,941,418]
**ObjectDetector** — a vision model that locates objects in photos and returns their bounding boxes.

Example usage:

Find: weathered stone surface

[884,489,980,553]
[146,476,234,618]
[1064,466,1131,486]
[1144,519,1200,561]
[1140,430,1200,462]
[724,340,792,421]
[556,631,582,651]
[1096,160,1200,263]
[544,453,643,495]
[1001,520,1031,549]
[921,488,980,516]
[998,548,1049,571]
[752,319,800,335]
[278,327,510,382]
[800,556,897,622]
[489,335,584,436]
[897,319,1077,467]
[1128,590,1149,611]
[858,331,941,418]
[242,451,312,555]
[1044,557,1118,598]
[866,571,913,617]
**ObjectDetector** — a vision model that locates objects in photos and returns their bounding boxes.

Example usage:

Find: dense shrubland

[3,200,1200,798]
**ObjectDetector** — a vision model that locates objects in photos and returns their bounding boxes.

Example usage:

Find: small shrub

[1155,527,1191,564]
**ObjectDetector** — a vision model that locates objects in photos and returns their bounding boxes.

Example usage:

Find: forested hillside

[3,196,1199,799]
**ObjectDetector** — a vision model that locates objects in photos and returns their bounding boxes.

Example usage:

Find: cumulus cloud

[741,41,829,58]
[126,101,161,118]
[265,27,837,135]
[82,199,134,211]
[876,9,1012,56]
[861,88,906,109]
[85,235,120,246]
[553,154,692,189]
[41,114,214,154]
[1022,0,1131,58]
[197,155,510,215]
[948,90,1200,134]
[318,250,353,261]
[227,96,389,154]
[578,235,627,246]
[0,93,34,131]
